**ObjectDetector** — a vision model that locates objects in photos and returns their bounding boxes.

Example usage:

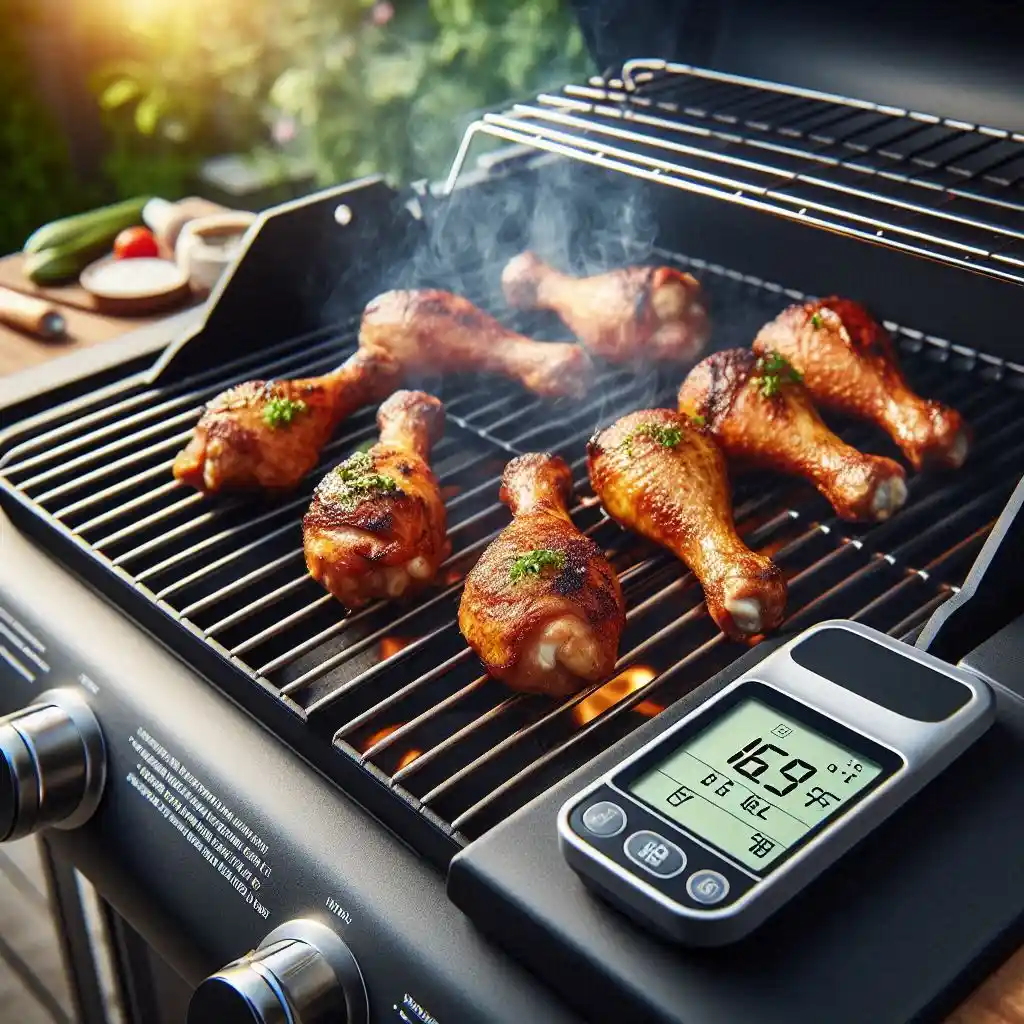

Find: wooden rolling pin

[0,286,66,340]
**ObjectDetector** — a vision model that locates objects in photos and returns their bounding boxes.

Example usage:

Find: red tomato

[113,226,159,260]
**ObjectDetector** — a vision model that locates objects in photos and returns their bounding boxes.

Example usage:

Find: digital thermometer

[559,621,994,945]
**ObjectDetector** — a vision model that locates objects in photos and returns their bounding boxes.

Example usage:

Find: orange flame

[361,724,401,752]
[380,636,413,660]
[573,665,659,727]
[396,748,423,771]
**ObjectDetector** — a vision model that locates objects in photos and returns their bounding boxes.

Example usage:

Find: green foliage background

[0,0,92,254]
[0,0,589,253]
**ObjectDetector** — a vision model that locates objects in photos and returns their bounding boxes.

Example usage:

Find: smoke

[387,153,667,429]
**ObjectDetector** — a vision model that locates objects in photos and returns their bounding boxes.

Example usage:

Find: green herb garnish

[262,396,308,429]
[509,548,565,584]
[337,450,374,476]
[811,312,823,329]
[690,414,707,427]
[624,421,683,455]
[752,350,803,398]
[317,449,400,509]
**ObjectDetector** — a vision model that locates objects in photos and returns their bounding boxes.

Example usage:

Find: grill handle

[917,473,1024,664]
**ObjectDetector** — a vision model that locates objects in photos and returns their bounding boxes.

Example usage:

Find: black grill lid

[571,0,1024,133]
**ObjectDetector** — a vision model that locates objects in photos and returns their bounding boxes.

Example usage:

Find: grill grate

[2,247,1022,852]
[448,61,1024,287]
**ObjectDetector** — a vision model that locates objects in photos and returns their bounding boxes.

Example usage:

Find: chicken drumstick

[173,348,401,495]
[754,298,968,470]
[360,289,590,398]
[678,348,907,522]
[588,410,786,638]
[458,453,625,696]
[502,252,709,365]
[304,391,449,609]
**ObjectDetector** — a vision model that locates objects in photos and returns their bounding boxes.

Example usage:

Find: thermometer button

[581,801,627,837]
[686,870,730,905]
[624,831,687,879]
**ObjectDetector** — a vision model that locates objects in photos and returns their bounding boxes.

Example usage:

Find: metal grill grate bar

[364,519,822,797]
[0,321,355,474]
[5,329,358,484]
[445,634,729,833]
[180,549,304,619]
[119,422,378,578]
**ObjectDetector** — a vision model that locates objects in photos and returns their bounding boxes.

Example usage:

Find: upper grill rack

[2,247,1022,860]
[447,60,1024,286]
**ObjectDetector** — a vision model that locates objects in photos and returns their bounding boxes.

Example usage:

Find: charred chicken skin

[678,348,907,522]
[458,453,625,697]
[359,289,591,398]
[587,410,786,639]
[502,252,709,365]
[173,348,401,495]
[753,298,969,471]
[303,391,449,609]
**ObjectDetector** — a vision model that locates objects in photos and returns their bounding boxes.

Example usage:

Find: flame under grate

[2,247,1022,850]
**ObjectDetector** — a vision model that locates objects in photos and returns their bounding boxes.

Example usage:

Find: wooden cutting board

[0,252,202,316]
[0,252,201,375]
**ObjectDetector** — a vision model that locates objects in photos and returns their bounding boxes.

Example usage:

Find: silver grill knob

[0,689,106,842]
[188,919,367,1024]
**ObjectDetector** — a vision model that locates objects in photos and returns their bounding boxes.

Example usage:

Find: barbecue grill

[3,6,1024,1023]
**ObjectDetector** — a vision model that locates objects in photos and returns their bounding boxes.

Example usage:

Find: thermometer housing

[559,620,994,946]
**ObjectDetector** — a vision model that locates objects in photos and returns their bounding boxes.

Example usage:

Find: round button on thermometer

[687,870,730,905]
[582,801,627,837]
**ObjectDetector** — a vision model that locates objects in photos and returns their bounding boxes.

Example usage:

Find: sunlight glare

[117,0,208,22]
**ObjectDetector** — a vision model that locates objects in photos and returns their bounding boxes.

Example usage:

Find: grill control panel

[0,689,106,842]
[187,919,367,1024]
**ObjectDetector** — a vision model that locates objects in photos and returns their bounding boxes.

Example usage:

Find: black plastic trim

[793,628,972,721]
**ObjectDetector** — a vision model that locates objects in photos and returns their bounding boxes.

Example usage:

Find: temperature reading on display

[726,739,817,798]
[628,698,886,872]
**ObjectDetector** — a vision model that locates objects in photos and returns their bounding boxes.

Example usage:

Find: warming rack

[447,61,1024,287]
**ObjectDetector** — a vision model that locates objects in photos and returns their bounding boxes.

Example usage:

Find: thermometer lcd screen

[628,699,885,872]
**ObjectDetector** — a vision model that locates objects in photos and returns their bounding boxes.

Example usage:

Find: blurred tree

[0,0,91,253]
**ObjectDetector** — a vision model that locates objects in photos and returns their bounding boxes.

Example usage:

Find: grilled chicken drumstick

[459,453,625,697]
[173,348,401,494]
[304,391,449,609]
[502,252,709,364]
[678,348,908,522]
[360,289,590,398]
[588,410,786,639]
[754,298,969,470]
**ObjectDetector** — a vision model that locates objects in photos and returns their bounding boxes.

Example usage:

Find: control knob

[188,919,367,1024]
[0,689,106,842]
